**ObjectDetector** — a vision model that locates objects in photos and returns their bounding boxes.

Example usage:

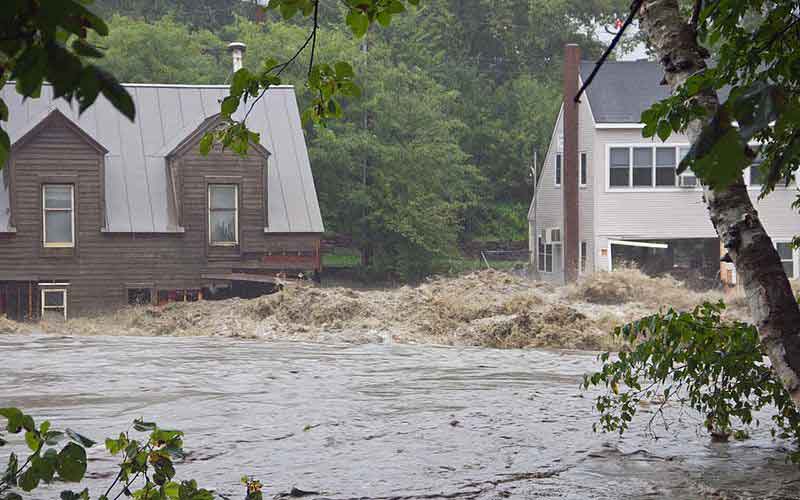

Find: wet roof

[579,60,672,123]
[0,83,324,233]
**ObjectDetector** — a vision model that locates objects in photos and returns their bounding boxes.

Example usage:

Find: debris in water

[12,269,762,350]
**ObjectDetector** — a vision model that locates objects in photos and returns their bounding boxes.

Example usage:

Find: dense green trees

[90,0,627,278]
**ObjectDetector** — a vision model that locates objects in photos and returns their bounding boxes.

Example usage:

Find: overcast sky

[595,22,649,61]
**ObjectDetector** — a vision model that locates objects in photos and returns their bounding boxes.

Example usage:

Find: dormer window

[208,184,238,246]
[42,184,74,248]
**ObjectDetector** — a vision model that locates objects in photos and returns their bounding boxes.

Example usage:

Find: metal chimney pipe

[227,42,247,73]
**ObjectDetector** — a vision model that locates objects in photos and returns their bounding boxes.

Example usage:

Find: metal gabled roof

[0,83,324,234]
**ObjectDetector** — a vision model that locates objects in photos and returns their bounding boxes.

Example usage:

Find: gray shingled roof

[0,83,324,233]
[579,60,671,123]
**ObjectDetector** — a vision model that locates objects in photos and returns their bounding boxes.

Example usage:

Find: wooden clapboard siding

[0,110,321,317]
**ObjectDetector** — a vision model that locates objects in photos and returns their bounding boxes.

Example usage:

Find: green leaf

[376,11,392,27]
[346,11,370,38]
[18,467,39,492]
[387,0,406,14]
[71,40,104,59]
[3,452,19,486]
[60,489,90,500]
[730,81,782,142]
[94,67,135,121]
[656,120,672,142]
[231,68,253,98]
[21,415,35,433]
[334,61,354,79]
[44,430,65,446]
[0,408,24,433]
[221,95,240,117]
[65,429,95,448]
[56,442,87,482]
[25,430,41,451]
[199,133,214,156]
[163,481,180,499]
[13,46,47,97]
[133,419,157,432]
[30,450,57,483]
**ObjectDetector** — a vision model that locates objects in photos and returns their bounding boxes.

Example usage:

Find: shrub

[582,302,800,461]
[0,408,262,499]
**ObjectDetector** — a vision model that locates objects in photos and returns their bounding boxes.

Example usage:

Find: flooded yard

[2,333,800,499]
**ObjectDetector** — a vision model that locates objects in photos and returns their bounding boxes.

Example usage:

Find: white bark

[639,0,800,403]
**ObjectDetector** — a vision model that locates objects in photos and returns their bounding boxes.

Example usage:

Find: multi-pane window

[655,147,677,186]
[42,184,74,247]
[41,289,67,320]
[537,231,554,273]
[580,241,587,274]
[632,147,653,187]
[749,147,764,186]
[777,242,795,278]
[554,153,562,187]
[208,184,238,245]
[580,152,588,186]
[609,147,630,187]
[609,146,702,189]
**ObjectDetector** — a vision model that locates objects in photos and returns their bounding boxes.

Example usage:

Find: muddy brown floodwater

[3,334,800,499]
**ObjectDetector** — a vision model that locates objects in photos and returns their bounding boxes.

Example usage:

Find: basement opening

[127,288,153,306]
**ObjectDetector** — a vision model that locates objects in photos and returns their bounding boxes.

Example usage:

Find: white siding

[578,94,595,275]
[592,127,800,251]
[530,106,564,284]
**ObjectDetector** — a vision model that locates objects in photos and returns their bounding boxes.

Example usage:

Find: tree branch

[575,0,645,103]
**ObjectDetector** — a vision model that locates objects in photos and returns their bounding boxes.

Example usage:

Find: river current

[2,334,800,499]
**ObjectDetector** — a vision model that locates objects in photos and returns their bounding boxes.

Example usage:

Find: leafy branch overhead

[0,0,136,166]
[638,0,800,198]
[208,0,419,155]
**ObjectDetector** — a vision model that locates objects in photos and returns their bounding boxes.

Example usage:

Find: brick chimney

[562,44,580,283]
[227,42,247,73]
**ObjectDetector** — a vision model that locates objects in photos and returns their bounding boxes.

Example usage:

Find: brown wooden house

[0,79,324,320]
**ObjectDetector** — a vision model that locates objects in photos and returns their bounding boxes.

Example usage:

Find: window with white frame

[554,153,562,187]
[776,241,796,279]
[208,184,238,245]
[580,152,588,186]
[579,241,587,274]
[632,147,653,187]
[749,146,765,187]
[41,288,67,320]
[609,145,705,189]
[43,184,75,247]
[609,147,630,187]
[655,147,677,186]
[538,230,554,273]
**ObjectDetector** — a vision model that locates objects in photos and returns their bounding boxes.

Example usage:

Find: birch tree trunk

[639,0,800,404]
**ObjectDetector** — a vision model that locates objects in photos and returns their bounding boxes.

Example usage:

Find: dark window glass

[555,154,562,186]
[778,242,795,278]
[609,148,629,187]
[580,153,587,185]
[632,147,653,187]
[655,147,676,186]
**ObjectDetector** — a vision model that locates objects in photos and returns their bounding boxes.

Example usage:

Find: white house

[528,44,800,285]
